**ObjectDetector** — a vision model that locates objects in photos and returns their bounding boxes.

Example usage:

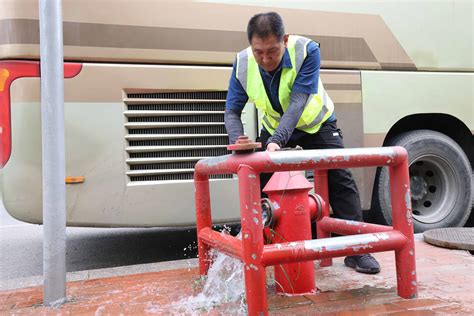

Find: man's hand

[266,142,281,152]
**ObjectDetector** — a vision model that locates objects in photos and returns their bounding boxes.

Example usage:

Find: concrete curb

[0,258,198,291]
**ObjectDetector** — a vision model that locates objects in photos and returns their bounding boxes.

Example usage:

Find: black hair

[247,12,285,43]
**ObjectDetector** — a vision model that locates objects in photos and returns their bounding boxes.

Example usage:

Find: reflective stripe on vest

[235,35,334,135]
[236,49,248,91]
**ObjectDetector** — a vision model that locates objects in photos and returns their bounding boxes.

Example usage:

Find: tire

[372,130,472,233]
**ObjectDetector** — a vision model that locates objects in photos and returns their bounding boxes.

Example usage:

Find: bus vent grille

[131,173,232,182]
[129,137,228,147]
[128,114,224,123]
[128,103,225,112]
[127,91,228,100]
[129,148,229,159]
[124,90,233,183]
[128,126,227,135]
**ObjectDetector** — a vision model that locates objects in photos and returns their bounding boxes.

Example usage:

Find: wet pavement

[1,235,473,315]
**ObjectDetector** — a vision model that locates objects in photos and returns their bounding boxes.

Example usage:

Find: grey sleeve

[267,92,309,147]
[224,108,244,144]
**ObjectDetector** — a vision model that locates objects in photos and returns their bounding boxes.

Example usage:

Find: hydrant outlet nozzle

[308,193,324,221]
[261,198,276,227]
[261,193,324,228]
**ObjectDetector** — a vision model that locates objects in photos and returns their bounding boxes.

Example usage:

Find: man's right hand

[266,142,281,152]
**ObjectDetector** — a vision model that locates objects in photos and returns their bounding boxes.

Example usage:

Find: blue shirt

[225,40,334,138]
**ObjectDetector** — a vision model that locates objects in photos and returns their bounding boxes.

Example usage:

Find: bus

[1,0,472,233]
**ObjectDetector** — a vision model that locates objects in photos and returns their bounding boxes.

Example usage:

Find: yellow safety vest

[235,35,334,134]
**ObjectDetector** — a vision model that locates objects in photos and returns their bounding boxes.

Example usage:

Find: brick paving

[1,238,473,315]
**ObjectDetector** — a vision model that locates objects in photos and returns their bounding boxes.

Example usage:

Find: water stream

[164,230,247,314]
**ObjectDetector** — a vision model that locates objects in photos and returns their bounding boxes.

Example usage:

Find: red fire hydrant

[195,143,417,315]
[263,171,317,294]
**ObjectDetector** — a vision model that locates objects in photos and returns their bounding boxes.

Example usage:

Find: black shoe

[344,254,381,274]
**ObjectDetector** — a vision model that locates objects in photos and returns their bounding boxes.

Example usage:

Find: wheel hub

[408,156,457,224]
[410,175,428,201]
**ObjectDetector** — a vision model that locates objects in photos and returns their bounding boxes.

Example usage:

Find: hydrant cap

[263,171,313,193]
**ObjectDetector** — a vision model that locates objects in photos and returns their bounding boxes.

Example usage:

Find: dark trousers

[257,120,363,222]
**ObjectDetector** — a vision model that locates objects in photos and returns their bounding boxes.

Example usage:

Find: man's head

[247,12,289,72]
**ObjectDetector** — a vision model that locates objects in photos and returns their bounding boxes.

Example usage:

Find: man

[224,12,380,274]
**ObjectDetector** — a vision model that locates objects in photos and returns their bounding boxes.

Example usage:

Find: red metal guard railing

[194,146,417,315]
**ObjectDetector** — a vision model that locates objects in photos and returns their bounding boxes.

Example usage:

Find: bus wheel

[372,129,472,233]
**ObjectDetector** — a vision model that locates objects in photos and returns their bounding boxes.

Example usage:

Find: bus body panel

[1,0,471,70]
[362,71,474,135]
[1,0,422,70]
[2,64,366,226]
[208,0,473,71]
[1,0,472,227]
[3,64,252,226]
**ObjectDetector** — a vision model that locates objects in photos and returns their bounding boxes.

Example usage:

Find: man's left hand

[266,142,281,152]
